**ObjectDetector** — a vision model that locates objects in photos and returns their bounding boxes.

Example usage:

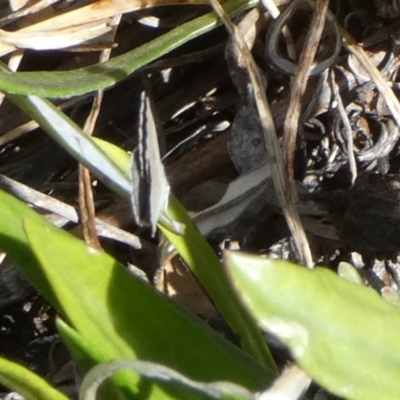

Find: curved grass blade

[0,0,257,98]
[0,190,268,390]
[3,90,278,374]
[57,320,149,400]
[0,356,70,400]
[225,251,400,400]
[160,198,277,372]
[5,93,131,198]
[80,360,254,400]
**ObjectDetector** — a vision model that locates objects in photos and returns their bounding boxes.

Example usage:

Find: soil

[1,1,400,399]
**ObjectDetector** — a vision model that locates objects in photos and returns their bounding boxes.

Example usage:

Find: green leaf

[6,94,131,198]
[93,137,131,175]
[225,251,400,400]
[2,51,276,376]
[0,0,257,98]
[4,87,276,374]
[0,356,70,400]
[56,318,114,374]
[0,189,268,391]
[56,320,140,400]
[80,360,254,400]
[160,198,277,373]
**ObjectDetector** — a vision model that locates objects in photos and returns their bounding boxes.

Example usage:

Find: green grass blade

[57,320,146,400]
[4,90,276,375]
[80,360,254,400]
[6,93,131,198]
[225,251,400,400]
[0,189,268,390]
[0,356,71,400]
[160,197,277,373]
[0,0,257,98]
[3,81,276,376]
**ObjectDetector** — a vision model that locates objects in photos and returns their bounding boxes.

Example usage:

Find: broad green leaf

[56,318,115,374]
[62,319,253,400]
[0,189,268,390]
[3,64,276,372]
[0,0,257,98]
[80,360,254,400]
[225,251,400,400]
[160,198,277,372]
[3,89,276,373]
[57,320,142,400]
[0,356,70,400]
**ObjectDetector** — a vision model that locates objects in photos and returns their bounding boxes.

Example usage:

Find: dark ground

[1,1,400,398]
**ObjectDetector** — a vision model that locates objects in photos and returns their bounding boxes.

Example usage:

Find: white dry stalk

[341,27,400,136]
[0,0,61,25]
[260,0,281,18]
[194,163,272,236]
[8,0,29,12]
[0,0,210,56]
[257,364,311,400]
[0,96,90,146]
[0,19,113,50]
[238,7,259,49]
[329,70,357,184]
[208,0,313,267]
[0,173,143,248]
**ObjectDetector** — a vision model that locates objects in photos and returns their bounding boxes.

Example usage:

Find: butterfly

[131,91,184,236]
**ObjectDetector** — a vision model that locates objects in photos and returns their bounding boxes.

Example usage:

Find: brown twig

[78,15,121,250]
[208,0,313,267]
[282,0,331,194]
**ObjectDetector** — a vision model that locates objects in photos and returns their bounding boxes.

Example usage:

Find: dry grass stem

[208,0,313,267]
[78,15,121,250]
[282,0,332,188]
[0,0,210,56]
[341,26,400,134]
[329,70,357,184]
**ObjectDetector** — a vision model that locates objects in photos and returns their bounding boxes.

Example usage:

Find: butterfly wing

[131,91,170,235]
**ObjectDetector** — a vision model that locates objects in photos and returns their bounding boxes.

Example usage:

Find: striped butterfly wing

[131,91,170,235]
